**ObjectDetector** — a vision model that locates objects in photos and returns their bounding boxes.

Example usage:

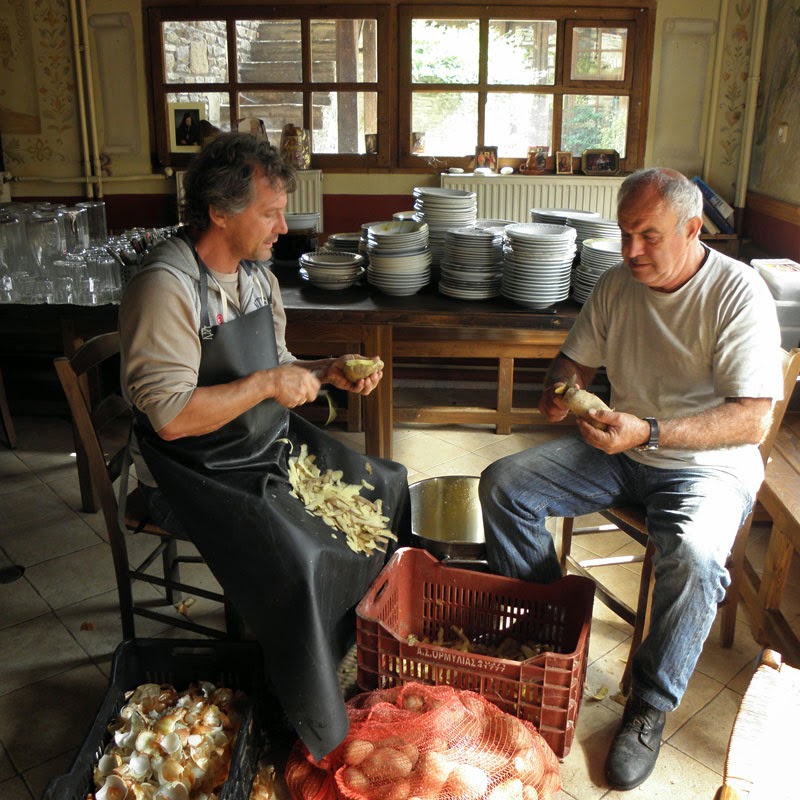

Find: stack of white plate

[530,208,600,227]
[572,237,622,303]
[298,251,365,291]
[531,207,620,249]
[438,226,504,300]
[569,217,621,248]
[501,223,577,309]
[412,187,477,265]
[365,219,432,296]
[323,232,362,255]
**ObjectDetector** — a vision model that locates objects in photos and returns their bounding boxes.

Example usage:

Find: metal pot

[409,476,487,566]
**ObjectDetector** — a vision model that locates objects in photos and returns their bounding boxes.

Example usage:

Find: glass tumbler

[76,201,108,247]
[26,212,66,275]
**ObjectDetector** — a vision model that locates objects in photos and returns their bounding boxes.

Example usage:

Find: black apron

[135,259,410,761]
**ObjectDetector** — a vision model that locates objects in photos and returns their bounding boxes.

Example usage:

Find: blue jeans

[478,435,754,712]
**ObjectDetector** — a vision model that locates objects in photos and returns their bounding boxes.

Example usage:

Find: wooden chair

[0,366,17,448]
[54,331,242,640]
[560,348,800,695]
[714,648,800,799]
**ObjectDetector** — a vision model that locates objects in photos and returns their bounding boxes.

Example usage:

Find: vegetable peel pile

[287,443,396,556]
[407,626,553,661]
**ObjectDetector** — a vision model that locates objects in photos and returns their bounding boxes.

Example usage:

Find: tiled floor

[0,414,796,799]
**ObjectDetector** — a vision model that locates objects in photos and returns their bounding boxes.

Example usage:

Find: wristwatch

[636,417,659,451]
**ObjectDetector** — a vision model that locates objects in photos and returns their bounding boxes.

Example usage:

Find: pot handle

[440,556,489,572]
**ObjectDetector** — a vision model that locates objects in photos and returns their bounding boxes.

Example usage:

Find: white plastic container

[752,258,800,301]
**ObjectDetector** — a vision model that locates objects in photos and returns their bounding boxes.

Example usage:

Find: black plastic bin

[42,638,266,800]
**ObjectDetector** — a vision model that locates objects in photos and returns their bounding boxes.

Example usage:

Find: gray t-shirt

[561,246,782,490]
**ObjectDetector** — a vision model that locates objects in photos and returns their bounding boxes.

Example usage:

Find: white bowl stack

[501,222,578,309]
[298,251,365,291]
[365,219,432,296]
[438,226,505,300]
[412,187,477,265]
[323,232,362,255]
[572,237,622,303]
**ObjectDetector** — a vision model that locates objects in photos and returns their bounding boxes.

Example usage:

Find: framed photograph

[581,149,620,176]
[556,151,573,175]
[474,146,498,172]
[168,102,205,153]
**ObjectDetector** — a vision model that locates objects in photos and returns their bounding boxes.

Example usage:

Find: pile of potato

[285,683,560,800]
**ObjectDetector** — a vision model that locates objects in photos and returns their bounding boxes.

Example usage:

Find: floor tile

[0,508,103,567]
[391,431,469,473]
[0,574,51,629]
[23,541,116,611]
[0,614,91,695]
[668,686,740,775]
[0,775,34,800]
[0,662,107,773]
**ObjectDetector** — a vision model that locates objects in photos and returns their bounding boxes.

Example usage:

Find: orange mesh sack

[285,683,560,800]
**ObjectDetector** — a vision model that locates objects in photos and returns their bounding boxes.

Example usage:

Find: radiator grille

[285,169,324,229]
[440,174,625,221]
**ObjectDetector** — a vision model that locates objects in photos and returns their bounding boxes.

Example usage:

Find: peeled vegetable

[554,376,612,430]
[343,358,384,382]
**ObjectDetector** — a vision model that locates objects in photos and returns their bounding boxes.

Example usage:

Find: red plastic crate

[356,547,595,758]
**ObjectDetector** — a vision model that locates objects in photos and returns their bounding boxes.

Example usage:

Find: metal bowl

[409,476,485,562]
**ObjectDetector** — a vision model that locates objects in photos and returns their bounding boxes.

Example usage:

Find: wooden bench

[740,416,800,665]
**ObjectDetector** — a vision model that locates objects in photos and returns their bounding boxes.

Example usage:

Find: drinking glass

[60,207,90,253]
[76,201,108,246]
[26,212,66,275]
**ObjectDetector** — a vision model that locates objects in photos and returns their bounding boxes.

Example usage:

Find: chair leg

[0,367,17,449]
[162,537,181,605]
[621,539,656,696]
[560,516,575,575]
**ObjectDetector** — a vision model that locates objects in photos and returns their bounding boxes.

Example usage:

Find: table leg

[0,367,17,449]
[362,324,393,460]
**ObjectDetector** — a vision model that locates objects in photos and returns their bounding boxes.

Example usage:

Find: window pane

[167,92,231,132]
[236,20,301,83]
[163,21,228,84]
[485,93,553,157]
[411,91,478,156]
[311,19,378,83]
[238,91,302,142]
[311,91,378,153]
[571,27,627,81]
[488,20,556,85]
[561,95,628,156]
[411,20,479,84]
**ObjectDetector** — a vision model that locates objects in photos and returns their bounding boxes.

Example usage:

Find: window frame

[144,1,654,173]
[146,4,394,170]
[398,3,654,171]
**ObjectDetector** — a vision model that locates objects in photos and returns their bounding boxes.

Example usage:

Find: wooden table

[277,267,576,458]
[0,273,577,460]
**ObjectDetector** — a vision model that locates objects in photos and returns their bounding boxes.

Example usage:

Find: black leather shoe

[605,695,666,790]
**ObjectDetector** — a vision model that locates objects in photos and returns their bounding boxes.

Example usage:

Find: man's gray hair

[181,132,296,231]
[617,168,703,228]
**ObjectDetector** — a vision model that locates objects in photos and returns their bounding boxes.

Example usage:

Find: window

[398,5,653,171]
[146,2,654,172]
[147,5,390,169]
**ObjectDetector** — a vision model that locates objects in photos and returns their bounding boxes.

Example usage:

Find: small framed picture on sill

[168,102,205,153]
[556,151,573,175]
[581,149,620,176]
[474,146,498,172]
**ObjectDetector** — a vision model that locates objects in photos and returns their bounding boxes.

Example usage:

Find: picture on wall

[168,103,205,153]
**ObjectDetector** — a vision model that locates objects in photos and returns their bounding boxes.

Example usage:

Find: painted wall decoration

[749,0,800,205]
[0,0,78,167]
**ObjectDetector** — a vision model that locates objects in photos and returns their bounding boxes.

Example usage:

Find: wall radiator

[440,174,625,221]
[285,169,324,229]
[178,169,324,229]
